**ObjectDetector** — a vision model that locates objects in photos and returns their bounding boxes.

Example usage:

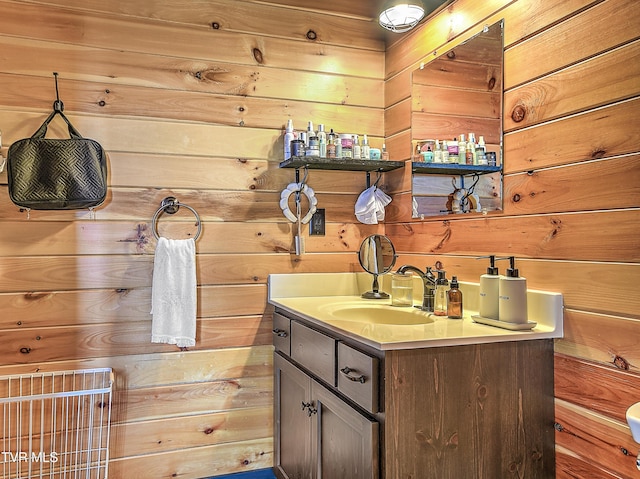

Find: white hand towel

[151,237,197,347]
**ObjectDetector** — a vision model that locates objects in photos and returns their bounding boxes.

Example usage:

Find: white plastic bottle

[478,255,500,319]
[283,119,295,159]
[317,124,327,157]
[499,257,528,324]
[361,134,371,160]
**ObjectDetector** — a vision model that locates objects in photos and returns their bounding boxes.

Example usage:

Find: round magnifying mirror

[358,234,397,299]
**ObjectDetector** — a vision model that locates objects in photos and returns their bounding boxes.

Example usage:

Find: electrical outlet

[309,209,325,236]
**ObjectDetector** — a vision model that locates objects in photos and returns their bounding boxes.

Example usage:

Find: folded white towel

[151,237,197,347]
[355,186,392,224]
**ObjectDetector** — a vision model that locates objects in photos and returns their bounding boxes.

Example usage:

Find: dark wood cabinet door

[312,381,378,479]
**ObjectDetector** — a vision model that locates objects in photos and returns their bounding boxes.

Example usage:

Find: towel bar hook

[151,196,202,241]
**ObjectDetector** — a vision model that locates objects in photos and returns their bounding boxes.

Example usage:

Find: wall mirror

[411,19,504,218]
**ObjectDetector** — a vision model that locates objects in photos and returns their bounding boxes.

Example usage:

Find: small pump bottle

[317,124,327,157]
[352,135,361,159]
[498,257,528,324]
[361,134,370,160]
[434,140,443,163]
[447,276,463,319]
[478,255,500,319]
[457,134,466,164]
[434,270,449,316]
[441,140,450,163]
[283,119,295,159]
[326,129,337,158]
[381,144,389,160]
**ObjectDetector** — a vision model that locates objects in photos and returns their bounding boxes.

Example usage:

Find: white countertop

[268,272,563,351]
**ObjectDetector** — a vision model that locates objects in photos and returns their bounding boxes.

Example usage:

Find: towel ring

[151,196,202,241]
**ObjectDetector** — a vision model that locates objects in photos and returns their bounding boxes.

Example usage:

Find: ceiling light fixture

[378,1,425,33]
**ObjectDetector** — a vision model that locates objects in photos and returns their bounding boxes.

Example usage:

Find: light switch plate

[309,209,325,236]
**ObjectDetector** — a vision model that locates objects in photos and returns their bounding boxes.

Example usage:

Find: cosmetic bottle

[434,270,449,316]
[361,134,370,160]
[448,138,459,158]
[352,135,361,159]
[326,129,337,158]
[478,255,499,319]
[306,121,315,142]
[434,140,443,163]
[317,124,327,157]
[283,119,295,159]
[441,140,450,163]
[447,276,463,319]
[458,134,466,164]
[381,144,390,160]
[498,257,528,324]
[476,136,487,165]
[423,145,433,163]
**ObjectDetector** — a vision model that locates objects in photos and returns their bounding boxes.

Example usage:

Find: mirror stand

[358,234,397,300]
[362,274,389,299]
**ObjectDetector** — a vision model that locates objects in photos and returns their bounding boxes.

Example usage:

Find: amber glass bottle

[447,276,463,319]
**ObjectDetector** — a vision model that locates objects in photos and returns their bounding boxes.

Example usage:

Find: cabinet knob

[301,401,317,416]
[272,329,288,338]
[340,366,366,384]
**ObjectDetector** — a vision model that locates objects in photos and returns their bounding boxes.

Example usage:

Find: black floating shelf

[280,156,404,172]
[412,162,502,176]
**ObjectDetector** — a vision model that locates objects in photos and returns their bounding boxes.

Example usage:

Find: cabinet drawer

[272,312,291,355]
[291,321,336,386]
[337,342,379,413]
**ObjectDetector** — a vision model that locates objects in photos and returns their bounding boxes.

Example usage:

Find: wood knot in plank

[612,355,630,370]
[511,105,526,123]
[252,48,264,64]
[591,147,607,159]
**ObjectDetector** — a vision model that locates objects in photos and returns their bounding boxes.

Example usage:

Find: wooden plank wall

[384,0,640,478]
[0,1,386,477]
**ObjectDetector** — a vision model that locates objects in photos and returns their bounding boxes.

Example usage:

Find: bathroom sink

[319,302,435,325]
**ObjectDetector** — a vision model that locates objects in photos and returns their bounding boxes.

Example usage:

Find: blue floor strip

[206,469,276,479]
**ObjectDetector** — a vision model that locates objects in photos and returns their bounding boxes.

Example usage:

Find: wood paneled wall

[0,1,385,477]
[384,0,640,478]
[0,0,638,478]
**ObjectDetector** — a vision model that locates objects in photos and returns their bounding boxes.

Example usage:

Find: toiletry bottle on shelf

[477,136,487,165]
[478,255,499,319]
[447,276,463,319]
[352,135,361,159]
[283,119,295,159]
[326,129,337,158]
[423,145,433,163]
[306,121,315,143]
[498,257,528,324]
[465,139,474,165]
[434,270,449,316]
[434,140,443,163]
[458,134,466,164]
[448,138,458,158]
[317,124,327,157]
[468,133,477,165]
[335,133,342,158]
[361,134,370,160]
[381,144,389,160]
[441,140,450,163]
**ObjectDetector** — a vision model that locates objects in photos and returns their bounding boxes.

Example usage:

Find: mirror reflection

[358,234,397,299]
[411,20,504,218]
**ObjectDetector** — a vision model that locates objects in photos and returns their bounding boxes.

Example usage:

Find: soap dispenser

[479,255,500,319]
[434,270,448,316]
[498,257,528,324]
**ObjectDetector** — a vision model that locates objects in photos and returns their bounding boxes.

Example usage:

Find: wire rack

[0,368,113,479]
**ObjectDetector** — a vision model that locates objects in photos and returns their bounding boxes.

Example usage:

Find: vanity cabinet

[273,309,555,479]
[274,313,378,479]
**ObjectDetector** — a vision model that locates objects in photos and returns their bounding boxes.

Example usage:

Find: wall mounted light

[378,1,425,33]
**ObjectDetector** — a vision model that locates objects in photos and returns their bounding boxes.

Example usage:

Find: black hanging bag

[6,74,108,210]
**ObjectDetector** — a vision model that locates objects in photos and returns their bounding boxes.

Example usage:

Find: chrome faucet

[396,265,437,312]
